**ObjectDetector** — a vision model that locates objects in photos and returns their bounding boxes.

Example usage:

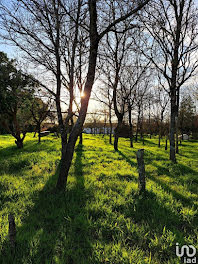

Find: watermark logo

[176,243,197,263]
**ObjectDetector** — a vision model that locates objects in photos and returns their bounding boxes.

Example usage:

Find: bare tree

[122,56,150,147]
[55,0,151,189]
[134,80,150,143]
[154,84,169,147]
[99,22,141,150]
[31,94,54,143]
[0,0,84,152]
[93,71,114,144]
[139,0,198,162]
[0,0,151,190]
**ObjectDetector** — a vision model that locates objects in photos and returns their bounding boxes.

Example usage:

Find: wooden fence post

[8,213,16,250]
[136,149,146,193]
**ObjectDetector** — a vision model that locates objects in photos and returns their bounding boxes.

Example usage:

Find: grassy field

[0,133,197,264]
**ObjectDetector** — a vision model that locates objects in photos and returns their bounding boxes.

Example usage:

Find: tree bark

[15,138,23,148]
[114,132,119,151]
[169,2,183,162]
[175,89,180,154]
[38,123,41,143]
[165,136,168,150]
[109,105,112,144]
[170,95,177,162]
[158,119,162,148]
[175,115,179,154]
[148,100,152,139]
[140,108,144,144]
[33,130,36,138]
[114,118,122,151]
[8,214,16,250]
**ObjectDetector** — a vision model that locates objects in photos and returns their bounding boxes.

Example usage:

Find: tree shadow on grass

[115,153,196,261]
[102,135,112,145]
[0,139,61,176]
[123,190,192,263]
[140,148,198,196]
[117,150,137,167]
[152,162,198,197]
[147,171,196,208]
[141,138,158,146]
[119,148,197,208]
[0,138,60,159]
[0,145,94,264]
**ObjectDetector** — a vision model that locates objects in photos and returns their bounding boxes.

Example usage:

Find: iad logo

[176,243,197,263]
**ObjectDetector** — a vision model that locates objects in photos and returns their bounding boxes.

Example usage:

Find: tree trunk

[128,106,133,148]
[175,116,179,154]
[158,121,162,148]
[38,124,41,143]
[15,138,23,148]
[109,123,112,145]
[165,136,168,150]
[140,108,144,144]
[148,101,151,139]
[170,96,177,162]
[175,89,179,154]
[114,132,119,151]
[114,119,122,151]
[61,130,68,156]
[56,0,99,190]
[109,105,112,144]
[109,127,112,144]
[33,130,36,138]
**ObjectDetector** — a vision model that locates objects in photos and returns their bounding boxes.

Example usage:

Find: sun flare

[80,91,85,98]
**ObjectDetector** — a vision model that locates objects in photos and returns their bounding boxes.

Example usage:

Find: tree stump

[136,149,146,193]
[8,213,16,250]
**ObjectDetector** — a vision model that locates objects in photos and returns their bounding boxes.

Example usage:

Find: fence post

[8,213,16,250]
[136,149,146,193]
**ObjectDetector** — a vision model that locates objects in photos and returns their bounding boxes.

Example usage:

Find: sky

[0,0,197,115]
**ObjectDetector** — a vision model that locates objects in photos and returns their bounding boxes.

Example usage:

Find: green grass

[0,133,197,263]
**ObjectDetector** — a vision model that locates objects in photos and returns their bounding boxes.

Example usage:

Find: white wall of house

[83,127,115,134]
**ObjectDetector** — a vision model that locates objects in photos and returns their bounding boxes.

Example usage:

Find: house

[179,134,190,140]
[182,134,189,140]
[83,123,117,134]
